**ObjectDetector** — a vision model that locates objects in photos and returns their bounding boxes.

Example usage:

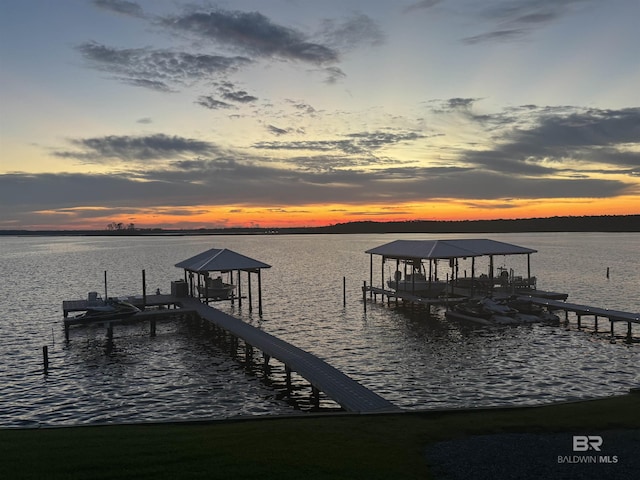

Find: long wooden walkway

[519,295,639,341]
[518,296,640,323]
[178,298,401,414]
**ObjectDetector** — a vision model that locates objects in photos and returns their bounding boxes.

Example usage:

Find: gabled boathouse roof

[365,239,537,260]
[175,248,271,273]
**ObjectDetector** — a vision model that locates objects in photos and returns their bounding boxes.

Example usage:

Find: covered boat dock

[175,248,271,315]
[365,238,566,302]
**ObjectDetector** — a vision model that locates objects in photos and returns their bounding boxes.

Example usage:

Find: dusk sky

[1,0,639,229]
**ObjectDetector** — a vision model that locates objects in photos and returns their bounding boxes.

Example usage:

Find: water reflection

[0,233,637,427]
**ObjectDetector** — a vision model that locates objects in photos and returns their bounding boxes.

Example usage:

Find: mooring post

[64,322,70,342]
[107,322,113,341]
[104,270,108,301]
[627,322,633,343]
[594,315,599,333]
[150,319,156,337]
[363,281,367,311]
[43,345,49,373]
[343,276,346,308]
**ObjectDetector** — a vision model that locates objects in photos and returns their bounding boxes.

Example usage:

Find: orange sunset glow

[1,1,639,230]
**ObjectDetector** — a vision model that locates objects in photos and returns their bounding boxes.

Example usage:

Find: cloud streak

[462,0,594,44]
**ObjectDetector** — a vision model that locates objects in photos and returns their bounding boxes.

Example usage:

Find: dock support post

[142,269,146,311]
[230,336,238,357]
[627,322,633,343]
[363,281,367,311]
[43,346,49,373]
[64,322,70,341]
[258,270,263,316]
[107,322,113,341]
[104,270,108,300]
[263,354,271,376]
[577,315,582,329]
[150,319,156,337]
[610,320,615,340]
[594,315,598,333]
[237,270,242,308]
[285,366,292,395]
[311,385,320,409]
[248,272,253,313]
[230,271,235,306]
[245,343,253,365]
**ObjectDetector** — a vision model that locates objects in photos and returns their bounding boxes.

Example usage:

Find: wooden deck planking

[179,298,400,413]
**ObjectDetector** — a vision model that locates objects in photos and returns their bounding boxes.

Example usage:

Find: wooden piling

[150,319,156,337]
[257,269,263,316]
[343,276,346,308]
[142,269,146,310]
[248,273,253,313]
[285,366,292,395]
[312,385,320,409]
[43,346,49,373]
[363,281,367,311]
[263,353,271,375]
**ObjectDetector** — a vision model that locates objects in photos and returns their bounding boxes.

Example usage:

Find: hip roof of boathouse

[365,239,537,260]
[175,248,271,273]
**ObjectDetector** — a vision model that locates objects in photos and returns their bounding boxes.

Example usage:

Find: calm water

[0,233,638,427]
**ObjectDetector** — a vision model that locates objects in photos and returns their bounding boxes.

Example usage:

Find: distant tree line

[1,215,638,236]
[106,222,136,231]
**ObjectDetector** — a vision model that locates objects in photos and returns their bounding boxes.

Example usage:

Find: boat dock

[62,295,400,414]
[520,295,640,341]
[178,297,400,413]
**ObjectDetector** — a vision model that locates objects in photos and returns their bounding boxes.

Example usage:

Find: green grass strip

[2,394,638,479]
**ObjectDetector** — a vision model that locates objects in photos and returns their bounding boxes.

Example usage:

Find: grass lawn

[1,393,638,479]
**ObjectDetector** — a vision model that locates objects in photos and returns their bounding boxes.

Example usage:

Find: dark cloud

[92,0,144,18]
[161,9,339,64]
[220,88,258,103]
[196,96,232,110]
[458,106,640,175]
[1,164,629,227]
[54,133,219,162]
[267,125,289,136]
[76,42,252,91]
